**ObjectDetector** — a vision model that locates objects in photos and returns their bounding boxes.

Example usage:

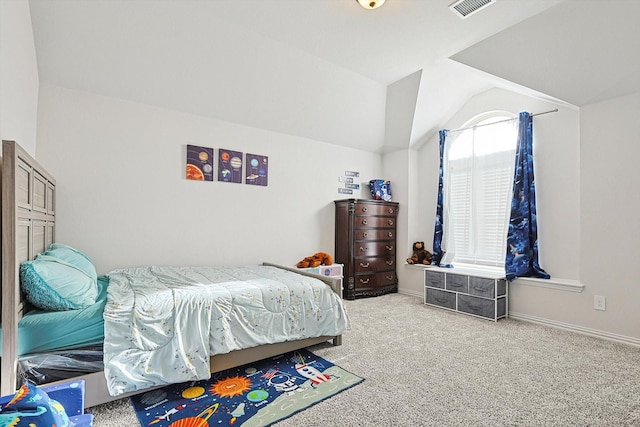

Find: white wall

[509,92,640,342]
[36,84,382,274]
[578,92,640,339]
[409,87,640,343]
[29,0,387,153]
[0,0,39,154]
[384,70,421,151]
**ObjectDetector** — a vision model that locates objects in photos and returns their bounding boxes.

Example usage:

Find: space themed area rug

[130,349,364,427]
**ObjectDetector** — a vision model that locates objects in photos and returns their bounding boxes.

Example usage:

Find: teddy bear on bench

[406,241,432,265]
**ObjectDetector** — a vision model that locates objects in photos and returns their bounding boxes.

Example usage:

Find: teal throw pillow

[20,255,99,311]
[45,243,98,283]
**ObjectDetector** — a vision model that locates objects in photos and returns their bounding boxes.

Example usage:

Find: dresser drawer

[468,277,495,298]
[458,294,506,320]
[355,256,395,273]
[355,229,395,240]
[355,203,398,217]
[425,270,445,289]
[425,288,456,310]
[355,216,396,229]
[355,271,396,288]
[356,241,396,257]
[446,273,468,293]
[496,279,507,297]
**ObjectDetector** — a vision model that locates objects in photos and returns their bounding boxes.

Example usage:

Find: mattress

[0,277,108,357]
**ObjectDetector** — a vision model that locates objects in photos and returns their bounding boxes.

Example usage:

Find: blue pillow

[20,255,99,311]
[0,381,71,427]
[45,243,98,283]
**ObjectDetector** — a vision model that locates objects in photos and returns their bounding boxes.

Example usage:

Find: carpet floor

[87,293,640,426]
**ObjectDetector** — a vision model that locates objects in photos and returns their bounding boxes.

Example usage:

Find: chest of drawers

[424,268,507,321]
[334,199,398,300]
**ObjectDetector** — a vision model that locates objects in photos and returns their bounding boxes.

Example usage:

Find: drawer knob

[360,262,370,268]
[360,278,370,284]
[386,275,393,281]
[359,247,368,252]
[388,232,393,238]
[386,260,394,266]
[388,208,394,214]
[388,220,394,226]
[386,245,394,251]
[363,232,368,237]
[362,219,368,225]
[362,207,368,212]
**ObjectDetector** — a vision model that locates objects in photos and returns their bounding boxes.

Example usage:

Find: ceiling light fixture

[356,0,386,10]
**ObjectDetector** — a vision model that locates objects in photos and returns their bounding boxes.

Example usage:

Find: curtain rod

[446,108,559,134]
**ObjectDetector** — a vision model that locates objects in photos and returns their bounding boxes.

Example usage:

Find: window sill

[405,263,584,292]
[404,263,504,279]
[512,277,584,293]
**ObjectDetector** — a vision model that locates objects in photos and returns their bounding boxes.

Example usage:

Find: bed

[1,140,347,407]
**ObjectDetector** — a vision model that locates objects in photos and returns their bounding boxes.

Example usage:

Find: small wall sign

[338,170,360,194]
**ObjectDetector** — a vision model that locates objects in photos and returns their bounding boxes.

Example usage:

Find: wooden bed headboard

[1,140,56,395]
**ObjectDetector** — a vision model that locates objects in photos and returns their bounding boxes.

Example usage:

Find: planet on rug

[130,349,364,427]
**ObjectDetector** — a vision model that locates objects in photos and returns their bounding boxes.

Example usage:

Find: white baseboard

[398,289,639,347]
[509,311,640,347]
[398,289,423,300]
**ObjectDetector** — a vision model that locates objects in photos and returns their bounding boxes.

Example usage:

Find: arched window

[444,112,517,268]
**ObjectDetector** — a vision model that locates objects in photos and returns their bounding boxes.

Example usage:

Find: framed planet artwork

[185,146,269,187]
[245,153,268,186]
[218,148,243,183]
[186,145,214,181]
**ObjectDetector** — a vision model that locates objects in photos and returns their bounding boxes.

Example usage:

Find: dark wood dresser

[334,199,399,299]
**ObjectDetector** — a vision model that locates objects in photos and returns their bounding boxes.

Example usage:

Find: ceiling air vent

[449,0,496,19]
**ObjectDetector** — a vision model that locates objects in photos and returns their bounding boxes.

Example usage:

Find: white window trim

[512,277,584,292]
[405,263,583,292]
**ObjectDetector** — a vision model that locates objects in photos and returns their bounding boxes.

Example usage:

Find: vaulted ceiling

[28,0,639,153]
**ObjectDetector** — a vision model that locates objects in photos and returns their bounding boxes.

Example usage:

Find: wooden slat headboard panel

[1,140,56,395]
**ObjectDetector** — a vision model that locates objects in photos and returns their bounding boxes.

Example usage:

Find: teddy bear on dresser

[407,241,432,265]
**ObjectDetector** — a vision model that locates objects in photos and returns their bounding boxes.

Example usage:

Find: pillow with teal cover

[20,254,98,311]
[0,381,71,427]
[45,243,98,283]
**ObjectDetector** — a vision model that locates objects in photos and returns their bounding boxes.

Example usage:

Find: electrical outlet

[594,295,606,311]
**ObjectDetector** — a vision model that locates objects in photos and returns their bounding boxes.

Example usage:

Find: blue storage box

[369,179,392,201]
[0,380,93,426]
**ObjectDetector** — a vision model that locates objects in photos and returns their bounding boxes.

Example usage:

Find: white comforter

[103,265,349,396]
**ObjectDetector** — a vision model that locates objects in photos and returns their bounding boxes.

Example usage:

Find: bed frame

[1,140,343,407]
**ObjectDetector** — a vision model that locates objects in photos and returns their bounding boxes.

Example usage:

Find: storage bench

[424,267,507,321]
